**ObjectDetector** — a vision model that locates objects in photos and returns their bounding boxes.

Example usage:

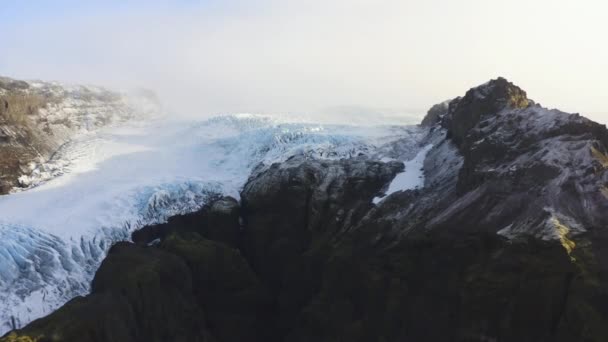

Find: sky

[0,0,607,123]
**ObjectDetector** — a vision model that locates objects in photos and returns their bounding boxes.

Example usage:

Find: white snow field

[0,114,427,333]
[373,143,434,204]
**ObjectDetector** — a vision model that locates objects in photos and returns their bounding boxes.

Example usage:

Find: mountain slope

[4,78,608,341]
[409,77,608,246]
[0,76,160,193]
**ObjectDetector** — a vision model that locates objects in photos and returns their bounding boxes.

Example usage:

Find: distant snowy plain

[0,113,428,333]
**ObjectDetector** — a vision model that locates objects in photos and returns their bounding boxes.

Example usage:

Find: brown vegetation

[0,94,49,124]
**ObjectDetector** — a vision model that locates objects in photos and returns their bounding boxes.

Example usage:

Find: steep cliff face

[0,76,160,193]
[4,78,608,342]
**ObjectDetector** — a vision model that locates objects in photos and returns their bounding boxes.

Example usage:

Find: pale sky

[0,0,606,123]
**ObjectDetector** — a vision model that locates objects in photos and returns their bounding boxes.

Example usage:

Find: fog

[1,0,607,123]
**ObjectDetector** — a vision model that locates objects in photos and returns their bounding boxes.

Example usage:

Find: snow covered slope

[0,76,160,193]
[0,114,426,333]
[373,144,433,204]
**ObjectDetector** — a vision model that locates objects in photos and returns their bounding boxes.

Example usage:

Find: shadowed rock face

[4,78,608,342]
[441,77,531,147]
[132,196,241,248]
[1,218,271,342]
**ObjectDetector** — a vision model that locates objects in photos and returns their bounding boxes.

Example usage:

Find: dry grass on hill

[0,94,49,124]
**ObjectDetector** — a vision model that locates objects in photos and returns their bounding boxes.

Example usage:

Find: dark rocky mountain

[4,78,608,342]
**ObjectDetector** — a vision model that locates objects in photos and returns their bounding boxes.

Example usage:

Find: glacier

[0,113,427,333]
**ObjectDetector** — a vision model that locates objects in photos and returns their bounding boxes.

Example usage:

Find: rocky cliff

[4,78,608,342]
[0,76,160,193]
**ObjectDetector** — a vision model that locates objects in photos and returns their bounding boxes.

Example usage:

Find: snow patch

[373,144,433,204]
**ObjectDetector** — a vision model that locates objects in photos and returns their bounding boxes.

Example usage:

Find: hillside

[0,76,160,193]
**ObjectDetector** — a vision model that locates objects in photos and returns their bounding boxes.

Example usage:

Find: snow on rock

[373,144,433,204]
[0,114,425,334]
[420,78,608,253]
[0,76,162,194]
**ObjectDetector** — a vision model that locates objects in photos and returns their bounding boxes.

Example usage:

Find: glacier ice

[0,113,426,333]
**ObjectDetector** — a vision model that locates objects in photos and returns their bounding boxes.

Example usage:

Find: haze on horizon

[0,0,606,124]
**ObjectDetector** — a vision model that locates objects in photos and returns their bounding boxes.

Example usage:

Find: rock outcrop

[419,99,450,127]
[441,77,531,147]
[4,78,608,341]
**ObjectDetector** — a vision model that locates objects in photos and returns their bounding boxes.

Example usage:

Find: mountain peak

[440,77,531,146]
[471,77,530,107]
